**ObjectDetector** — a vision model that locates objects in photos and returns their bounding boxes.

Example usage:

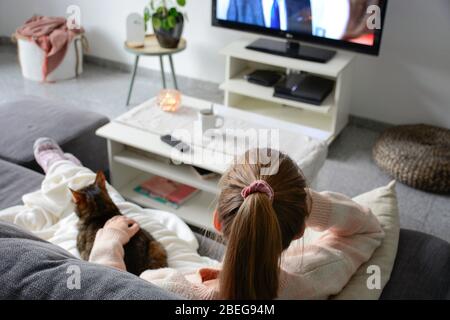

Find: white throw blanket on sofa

[0,160,220,273]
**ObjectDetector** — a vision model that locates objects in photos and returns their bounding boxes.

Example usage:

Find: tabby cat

[71,171,168,275]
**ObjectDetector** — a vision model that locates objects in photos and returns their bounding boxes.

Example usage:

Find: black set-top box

[274,73,335,106]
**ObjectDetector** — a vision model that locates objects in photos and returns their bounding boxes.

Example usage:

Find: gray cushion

[0,221,180,300]
[0,97,110,173]
[380,229,450,300]
[0,159,44,210]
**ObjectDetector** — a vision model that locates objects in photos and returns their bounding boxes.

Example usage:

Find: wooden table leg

[126,55,140,106]
[168,54,179,90]
[159,56,167,89]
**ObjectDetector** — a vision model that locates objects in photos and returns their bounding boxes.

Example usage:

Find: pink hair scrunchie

[241,180,274,201]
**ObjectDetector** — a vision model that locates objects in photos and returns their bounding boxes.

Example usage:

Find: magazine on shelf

[134,176,199,208]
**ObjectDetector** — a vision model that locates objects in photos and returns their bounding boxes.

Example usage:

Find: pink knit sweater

[89,189,384,299]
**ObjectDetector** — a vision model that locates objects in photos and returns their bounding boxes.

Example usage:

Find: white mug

[198,109,224,134]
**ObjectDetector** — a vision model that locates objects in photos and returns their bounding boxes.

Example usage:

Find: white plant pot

[17,35,83,82]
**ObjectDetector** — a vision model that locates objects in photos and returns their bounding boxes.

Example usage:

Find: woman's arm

[282,189,385,298]
[306,189,384,236]
[140,268,217,300]
[88,216,139,271]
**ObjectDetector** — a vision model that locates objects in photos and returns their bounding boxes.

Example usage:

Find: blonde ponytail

[217,149,309,300]
[220,193,282,300]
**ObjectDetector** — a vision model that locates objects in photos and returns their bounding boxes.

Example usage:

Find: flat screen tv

[212,0,388,62]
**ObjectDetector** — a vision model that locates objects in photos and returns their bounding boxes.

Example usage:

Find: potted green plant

[144,0,186,49]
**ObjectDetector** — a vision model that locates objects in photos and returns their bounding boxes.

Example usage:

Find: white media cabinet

[219,39,355,143]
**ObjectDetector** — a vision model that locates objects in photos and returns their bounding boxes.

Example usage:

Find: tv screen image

[213,0,387,56]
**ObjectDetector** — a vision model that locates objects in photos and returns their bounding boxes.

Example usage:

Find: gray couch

[0,97,109,173]
[0,98,449,300]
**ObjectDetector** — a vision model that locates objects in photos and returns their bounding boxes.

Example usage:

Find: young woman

[88,148,385,300]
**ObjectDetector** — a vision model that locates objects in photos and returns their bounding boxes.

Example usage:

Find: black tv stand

[246,38,336,63]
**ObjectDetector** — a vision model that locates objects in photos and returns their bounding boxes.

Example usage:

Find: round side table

[124,34,186,106]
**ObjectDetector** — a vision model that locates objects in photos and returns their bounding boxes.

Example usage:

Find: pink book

[140,176,199,205]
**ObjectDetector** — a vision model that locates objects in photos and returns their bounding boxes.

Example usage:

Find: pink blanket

[16,16,84,81]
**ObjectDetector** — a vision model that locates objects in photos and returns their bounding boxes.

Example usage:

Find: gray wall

[350,0,450,127]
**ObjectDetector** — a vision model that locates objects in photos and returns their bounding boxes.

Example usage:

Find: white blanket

[0,160,220,274]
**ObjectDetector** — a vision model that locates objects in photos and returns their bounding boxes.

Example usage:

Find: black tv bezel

[212,0,388,56]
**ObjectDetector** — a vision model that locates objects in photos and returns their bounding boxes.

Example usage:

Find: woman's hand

[104,215,140,245]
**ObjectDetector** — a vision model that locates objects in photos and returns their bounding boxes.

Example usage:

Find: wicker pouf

[373,124,450,194]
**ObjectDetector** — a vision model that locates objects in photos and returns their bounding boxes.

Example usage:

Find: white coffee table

[96,95,328,232]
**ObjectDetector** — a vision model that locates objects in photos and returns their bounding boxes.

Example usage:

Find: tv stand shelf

[220,39,354,78]
[220,67,334,114]
[219,39,355,143]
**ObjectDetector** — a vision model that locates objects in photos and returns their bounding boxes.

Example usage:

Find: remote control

[160,134,190,153]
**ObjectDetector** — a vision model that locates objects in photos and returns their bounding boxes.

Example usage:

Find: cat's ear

[70,189,85,204]
[95,171,106,190]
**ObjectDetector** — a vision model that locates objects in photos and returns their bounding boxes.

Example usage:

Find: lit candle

[157,89,181,112]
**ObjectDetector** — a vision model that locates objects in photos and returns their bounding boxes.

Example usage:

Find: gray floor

[0,44,448,243]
